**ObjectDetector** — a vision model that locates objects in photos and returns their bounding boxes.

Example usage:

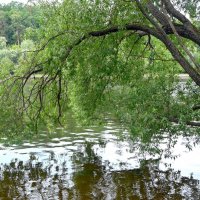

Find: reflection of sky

[1,131,200,181]
[93,141,140,170]
[160,136,200,179]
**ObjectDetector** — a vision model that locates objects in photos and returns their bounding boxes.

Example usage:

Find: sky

[0,0,28,4]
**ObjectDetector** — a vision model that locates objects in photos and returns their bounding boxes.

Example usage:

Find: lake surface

[0,118,200,199]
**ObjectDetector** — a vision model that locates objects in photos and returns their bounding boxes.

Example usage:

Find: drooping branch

[163,24,200,46]
[161,0,192,25]
[146,2,169,27]
[57,70,62,124]
[22,68,43,88]
[57,21,200,85]
[161,0,200,44]
[133,0,200,86]
[170,118,200,127]
[60,22,200,61]
[143,1,200,46]
[160,6,200,69]
[193,105,200,111]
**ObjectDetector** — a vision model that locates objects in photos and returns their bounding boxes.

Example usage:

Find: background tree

[0,1,41,45]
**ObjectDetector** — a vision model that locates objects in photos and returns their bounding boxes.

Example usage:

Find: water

[0,119,200,199]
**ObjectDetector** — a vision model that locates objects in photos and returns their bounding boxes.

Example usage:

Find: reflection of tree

[0,154,200,199]
[0,158,47,199]
[72,163,105,199]
[1,135,200,199]
[111,163,200,200]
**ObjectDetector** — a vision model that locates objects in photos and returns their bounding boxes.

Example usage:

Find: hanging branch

[160,4,200,70]
[57,70,62,125]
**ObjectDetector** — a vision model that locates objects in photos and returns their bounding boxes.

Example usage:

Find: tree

[0,0,199,138]
[0,1,41,45]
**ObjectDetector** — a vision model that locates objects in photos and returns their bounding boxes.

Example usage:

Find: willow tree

[0,0,199,139]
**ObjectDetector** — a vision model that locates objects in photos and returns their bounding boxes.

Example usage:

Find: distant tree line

[0,1,41,45]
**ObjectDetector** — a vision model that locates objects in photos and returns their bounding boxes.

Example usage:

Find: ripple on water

[45,142,70,148]
[23,143,36,147]
[84,129,94,132]
[51,138,60,142]
[0,122,200,199]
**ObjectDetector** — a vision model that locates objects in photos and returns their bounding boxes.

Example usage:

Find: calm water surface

[0,119,200,199]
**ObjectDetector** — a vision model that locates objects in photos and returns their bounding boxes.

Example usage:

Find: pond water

[0,118,200,199]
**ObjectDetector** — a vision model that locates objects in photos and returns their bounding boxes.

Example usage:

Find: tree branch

[170,118,200,127]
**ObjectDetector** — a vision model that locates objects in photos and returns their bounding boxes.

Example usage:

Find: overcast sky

[0,0,28,4]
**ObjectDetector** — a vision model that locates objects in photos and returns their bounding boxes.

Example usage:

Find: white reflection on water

[0,128,200,180]
[160,136,200,179]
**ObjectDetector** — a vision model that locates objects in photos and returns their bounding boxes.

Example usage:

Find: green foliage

[0,0,199,141]
[0,37,7,49]
[0,1,41,45]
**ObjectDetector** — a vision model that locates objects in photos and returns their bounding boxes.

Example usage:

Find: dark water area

[0,119,200,199]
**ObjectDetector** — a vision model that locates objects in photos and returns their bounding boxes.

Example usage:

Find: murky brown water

[0,119,200,199]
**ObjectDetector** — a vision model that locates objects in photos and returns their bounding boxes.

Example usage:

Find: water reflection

[0,120,200,199]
